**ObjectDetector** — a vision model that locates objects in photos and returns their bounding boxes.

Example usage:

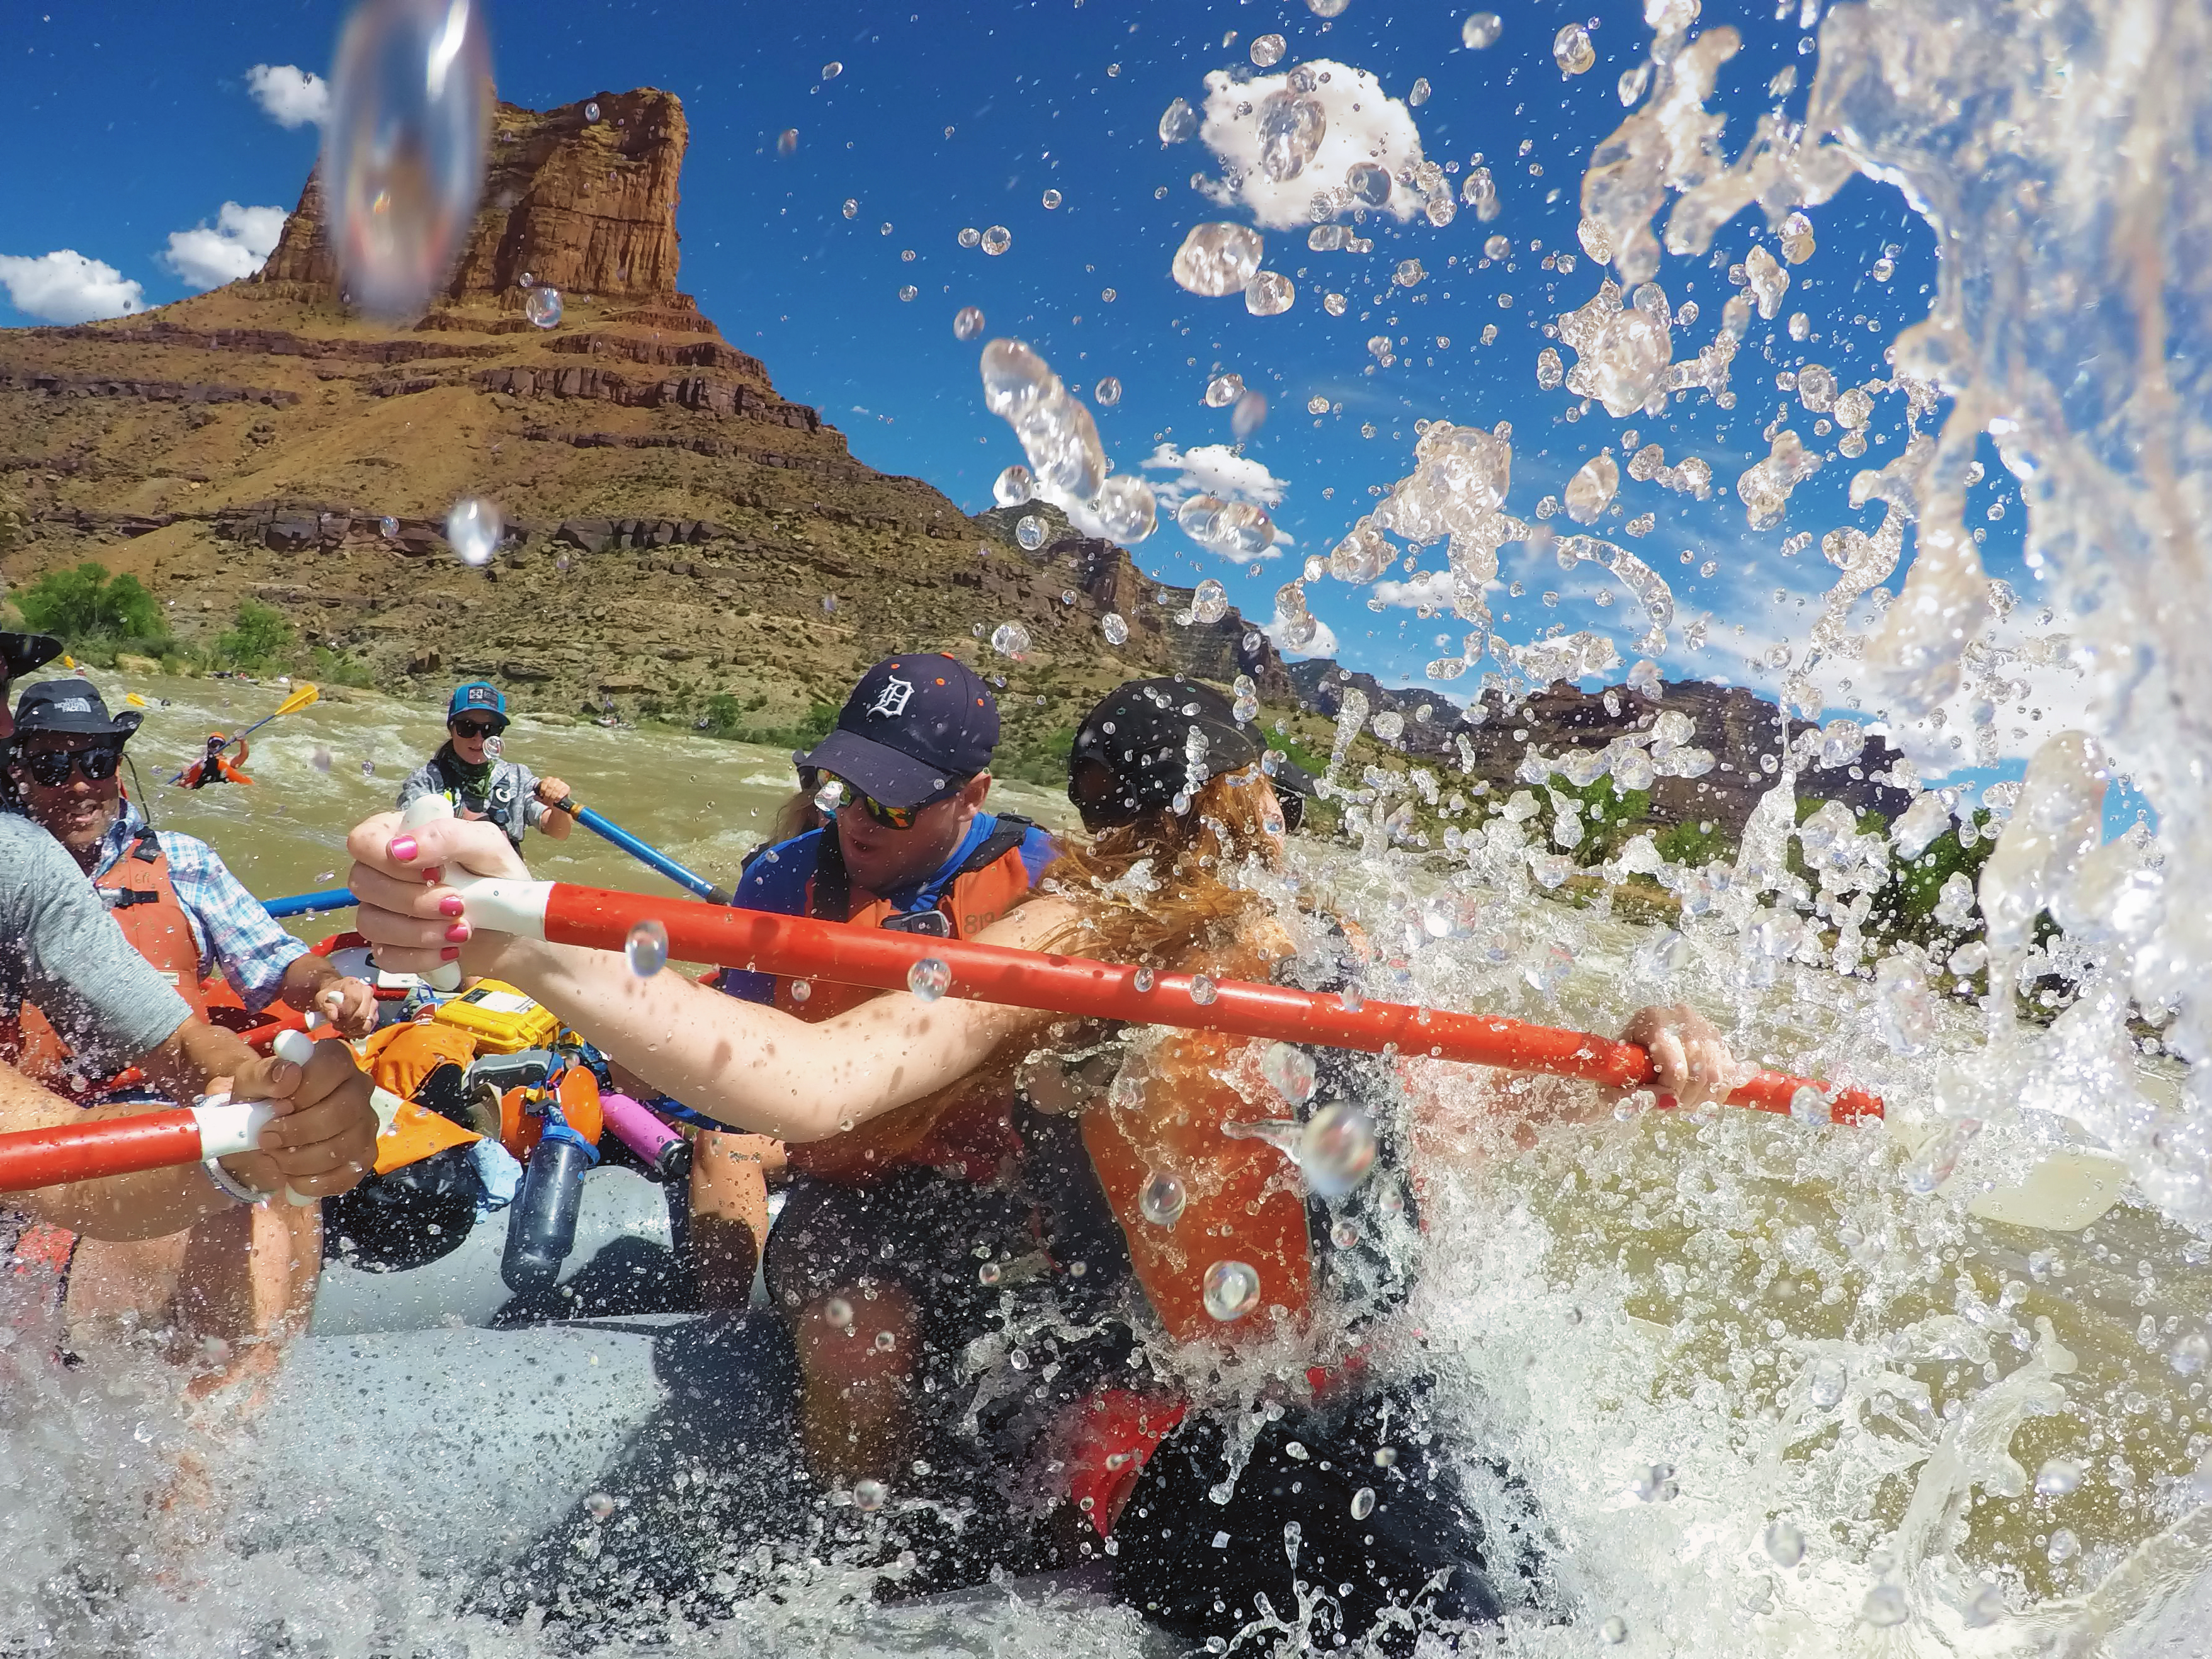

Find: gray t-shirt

[0,814,191,1072]
[395,750,546,851]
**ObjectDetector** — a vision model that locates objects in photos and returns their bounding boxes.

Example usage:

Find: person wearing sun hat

[395,679,573,852]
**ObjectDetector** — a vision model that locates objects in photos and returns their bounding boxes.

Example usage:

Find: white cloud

[0,251,145,324]
[162,202,288,292]
[1142,441,1289,509]
[247,62,329,128]
[1264,601,1339,659]
[1196,59,1429,231]
[1371,570,1460,612]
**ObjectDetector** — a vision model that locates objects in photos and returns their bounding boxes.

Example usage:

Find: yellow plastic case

[431,979,561,1055]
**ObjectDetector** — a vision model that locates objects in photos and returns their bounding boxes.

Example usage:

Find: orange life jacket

[6,829,208,1101]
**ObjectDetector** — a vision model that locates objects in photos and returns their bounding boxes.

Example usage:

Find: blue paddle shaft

[263,887,360,919]
[562,801,730,904]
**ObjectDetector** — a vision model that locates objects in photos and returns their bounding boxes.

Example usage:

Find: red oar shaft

[0,1109,210,1194]
[538,885,1881,1124]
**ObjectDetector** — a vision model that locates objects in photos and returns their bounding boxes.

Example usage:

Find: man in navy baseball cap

[798,654,1000,816]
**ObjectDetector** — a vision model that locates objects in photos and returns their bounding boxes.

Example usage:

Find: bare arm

[346,810,1070,1141]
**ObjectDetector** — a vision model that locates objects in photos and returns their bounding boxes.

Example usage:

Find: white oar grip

[396,797,552,990]
[190,1096,278,1160]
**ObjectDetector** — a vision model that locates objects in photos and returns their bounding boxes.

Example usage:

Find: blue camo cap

[447,681,508,726]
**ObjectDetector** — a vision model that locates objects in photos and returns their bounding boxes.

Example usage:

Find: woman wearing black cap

[344,676,1732,1650]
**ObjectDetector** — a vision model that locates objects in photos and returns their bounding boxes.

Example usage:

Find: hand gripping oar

[399,800,1881,1124]
[167,682,320,783]
[0,1031,403,1198]
[547,797,734,903]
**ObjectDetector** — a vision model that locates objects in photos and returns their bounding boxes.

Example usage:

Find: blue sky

[3,0,2065,799]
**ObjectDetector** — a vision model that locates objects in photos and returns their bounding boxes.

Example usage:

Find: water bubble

[1789,1085,1830,1126]
[1257,90,1327,182]
[625,919,669,978]
[584,1491,616,1520]
[1250,33,1286,67]
[1203,1259,1262,1321]
[1330,1218,1359,1248]
[1300,1102,1377,1197]
[1159,96,1200,145]
[1172,224,1265,297]
[1346,162,1393,208]
[523,285,564,329]
[1393,258,1426,288]
[1203,374,1245,410]
[1764,1518,1805,1568]
[1139,1170,1187,1226]
[842,198,859,219]
[1101,612,1130,645]
[812,777,844,814]
[1191,578,1231,624]
[1308,0,1350,14]
[1094,376,1121,406]
[2047,1528,2080,1565]
[1349,1485,1376,1519]
[1407,76,1431,106]
[980,225,1012,256]
[1259,1042,1318,1104]
[322,0,493,321]
[1553,22,1596,76]
[2034,1457,2082,1497]
[310,745,333,773]
[1462,11,1503,48]
[897,285,917,302]
[1806,1356,1847,1408]
[1964,1583,2008,1628]
[361,759,376,779]
[958,226,982,248]
[789,979,812,1004]
[1245,271,1295,316]
[2170,1332,2210,1375]
[1599,1617,1628,1646]
[1861,1584,1909,1627]
[978,1260,1002,1285]
[907,958,951,1001]
[1189,974,1219,1005]
[821,60,842,81]
[1324,292,1348,315]
[1133,966,1155,992]
[1631,1463,1677,1502]
[584,100,600,122]
[776,128,799,156]
[853,1478,888,1513]
[445,497,502,565]
[991,621,1032,657]
[378,514,400,538]
[994,464,1035,506]
[1014,516,1046,552]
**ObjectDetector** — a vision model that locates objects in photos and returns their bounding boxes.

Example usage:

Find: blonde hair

[1034,768,1286,967]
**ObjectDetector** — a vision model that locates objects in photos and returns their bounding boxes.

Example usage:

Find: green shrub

[215,599,297,672]
[309,645,378,689]
[11,561,167,657]
[703,691,744,737]
[1655,818,1732,868]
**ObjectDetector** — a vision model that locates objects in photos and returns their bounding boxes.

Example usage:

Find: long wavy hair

[1033,766,1288,968]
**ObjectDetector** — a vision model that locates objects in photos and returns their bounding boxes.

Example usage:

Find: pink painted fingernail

[389,835,419,863]
[440,946,462,961]
[437,894,465,917]
[445,921,472,943]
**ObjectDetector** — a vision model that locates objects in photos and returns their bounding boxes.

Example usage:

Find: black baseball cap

[13,678,144,739]
[799,654,1001,810]
[1067,677,1315,831]
[1,631,62,683]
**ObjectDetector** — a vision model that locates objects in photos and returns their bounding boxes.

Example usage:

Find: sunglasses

[23,745,123,787]
[451,719,503,740]
[831,777,962,832]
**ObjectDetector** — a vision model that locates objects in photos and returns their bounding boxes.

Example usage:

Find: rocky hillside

[0,84,1884,846]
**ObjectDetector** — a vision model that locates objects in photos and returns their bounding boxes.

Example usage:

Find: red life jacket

[4,828,208,1102]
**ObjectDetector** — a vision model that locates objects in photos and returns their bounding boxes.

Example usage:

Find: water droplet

[523,285,563,329]
[1159,96,1199,144]
[584,1492,616,1520]
[897,284,917,302]
[2047,1527,2079,1565]
[2170,1332,2210,1376]
[812,776,844,813]
[1139,1170,1186,1226]
[1461,11,1503,48]
[1407,77,1432,107]
[1189,974,1218,1005]
[1259,1042,1318,1104]
[1308,0,1350,14]
[991,621,1032,658]
[1373,1446,1397,1468]
[1249,33,1286,67]
[951,307,988,346]
[584,101,600,123]
[310,745,333,773]
[1599,1617,1628,1646]
[1203,1259,1261,1320]
[777,128,799,156]
[1101,611,1130,646]
[789,979,812,1004]
[1173,223,1265,297]
[821,61,842,80]
[379,514,399,538]
[1806,1356,1847,1408]
[1631,1463,1677,1502]
[1330,1217,1359,1248]
[1346,162,1393,208]
[1244,272,1295,317]
[322,0,492,320]
[1205,373,1245,408]
[978,1260,1002,1285]
[992,464,1034,507]
[1964,1583,2007,1627]
[1041,188,1063,209]
[1764,1517,1805,1566]
[873,1330,895,1351]
[822,1296,853,1328]
[445,497,502,565]
[1094,376,1122,406]
[853,1478,888,1513]
[1299,1103,1377,1196]
[1257,90,1327,183]
[2034,1457,2082,1497]
[1789,1085,1829,1126]
[623,919,669,978]
[1340,1484,1375,1520]
[981,225,1012,256]
[958,226,982,248]
[907,958,951,1001]
[1553,22,1596,76]
[1015,516,1046,551]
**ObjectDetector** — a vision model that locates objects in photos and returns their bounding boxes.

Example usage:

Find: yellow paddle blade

[60,653,77,669]
[124,693,149,708]
[273,682,320,717]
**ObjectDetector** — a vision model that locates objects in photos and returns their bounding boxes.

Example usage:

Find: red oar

[425,848,1881,1124]
[0,1097,275,1196]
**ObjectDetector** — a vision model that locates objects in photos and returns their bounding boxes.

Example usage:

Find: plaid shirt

[90,803,306,1014]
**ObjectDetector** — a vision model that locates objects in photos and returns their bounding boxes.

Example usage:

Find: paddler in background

[0,634,377,1346]
[343,674,1734,1650]
[178,728,252,788]
[395,681,573,852]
